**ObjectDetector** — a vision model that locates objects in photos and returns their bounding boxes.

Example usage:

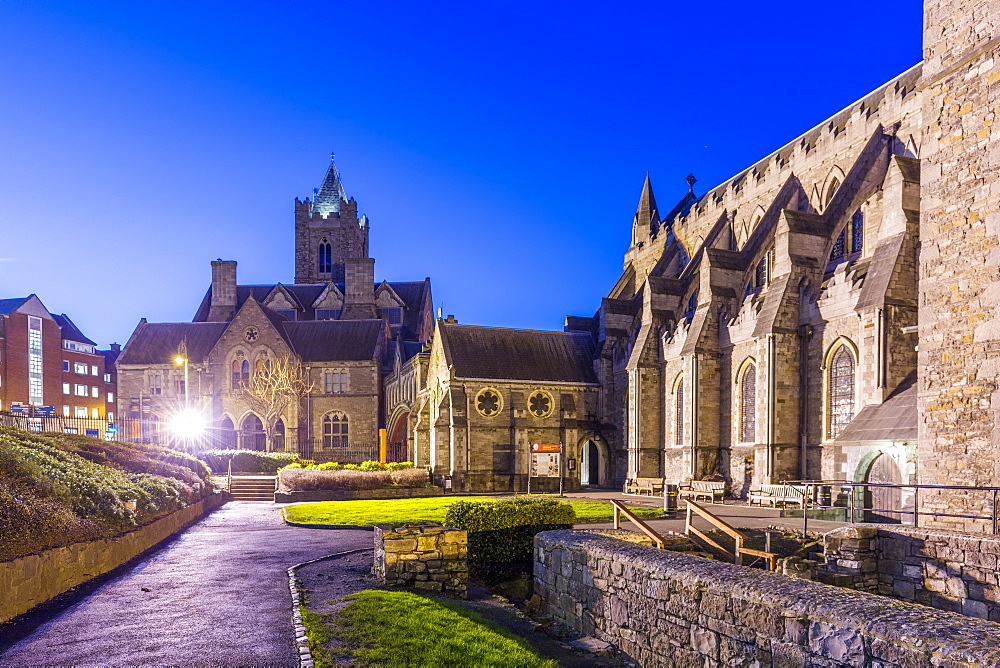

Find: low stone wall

[0,491,228,623]
[274,486,444,503]
[534,530,1000,667]
[825,525,1000,621]
[373,522,468,597]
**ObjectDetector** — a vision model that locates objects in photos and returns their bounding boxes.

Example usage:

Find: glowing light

[174,357,186,365]
[169,408,205,440]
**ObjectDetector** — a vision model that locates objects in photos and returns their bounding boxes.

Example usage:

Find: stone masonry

[534,530,1000,667]
[373,522,468,597]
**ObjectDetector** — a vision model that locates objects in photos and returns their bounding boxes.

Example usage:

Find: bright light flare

[169,408,206,439]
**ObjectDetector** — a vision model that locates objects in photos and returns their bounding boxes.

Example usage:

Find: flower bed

[279,462,427,492]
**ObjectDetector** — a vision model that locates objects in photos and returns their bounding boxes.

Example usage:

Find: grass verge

[326,590,556,667]
[285,495,665,526]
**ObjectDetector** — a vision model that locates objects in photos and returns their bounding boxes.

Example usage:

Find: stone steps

[229,476,276,501]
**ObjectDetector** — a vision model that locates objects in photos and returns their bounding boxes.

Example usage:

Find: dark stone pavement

[0,501,373,667]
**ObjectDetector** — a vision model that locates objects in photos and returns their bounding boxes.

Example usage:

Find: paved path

[0,502,373,667]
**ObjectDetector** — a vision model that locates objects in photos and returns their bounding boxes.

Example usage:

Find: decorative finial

[330,150,336,160]
[685,173,697,193]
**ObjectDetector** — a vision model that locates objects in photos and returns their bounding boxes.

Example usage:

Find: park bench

[623,477,665,496]
[679,480,726,504]
[748,484,808,508]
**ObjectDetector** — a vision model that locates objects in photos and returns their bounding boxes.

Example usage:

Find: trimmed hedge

[278,467,429,491]
[200,449,298,474]
[445,497,574,583]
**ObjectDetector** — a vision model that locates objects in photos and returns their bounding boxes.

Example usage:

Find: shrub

[316,462,343,471]
[389,468,430,488]
[385,461,414,472]
[200,449,298,474]
[279,468,392,491]
[359,460,387,472]
[445,497,575,584]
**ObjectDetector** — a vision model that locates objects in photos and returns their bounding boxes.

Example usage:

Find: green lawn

[284,495,664,526]
[315,590,557,667]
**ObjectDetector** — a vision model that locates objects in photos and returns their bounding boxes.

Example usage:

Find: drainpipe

[690,354,699,480]
[798,325,812,480]
[767,334,777,482]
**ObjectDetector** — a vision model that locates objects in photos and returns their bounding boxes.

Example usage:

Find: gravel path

[0,502,373,667]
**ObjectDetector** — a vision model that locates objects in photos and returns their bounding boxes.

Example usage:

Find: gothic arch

[577,433,610,487]
[822,337,859,441]
[736,357,757,444]
[671,373,685,447]
[818,166,846,212]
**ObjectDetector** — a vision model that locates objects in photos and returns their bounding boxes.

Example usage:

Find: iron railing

[780,480,1000,535]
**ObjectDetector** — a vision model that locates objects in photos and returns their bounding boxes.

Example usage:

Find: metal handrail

[780,479,1000,535]
[227,457,232,493]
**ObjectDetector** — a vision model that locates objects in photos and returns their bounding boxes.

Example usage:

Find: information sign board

[530,452,561,478]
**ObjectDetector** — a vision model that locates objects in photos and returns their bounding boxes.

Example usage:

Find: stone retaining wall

[0,492,228,623]
[534,530,1000,666]
[824,525,1000,621]
[373,522,467,597]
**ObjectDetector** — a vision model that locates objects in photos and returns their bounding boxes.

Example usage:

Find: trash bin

[663,484,679,514]
[818,485,832,508]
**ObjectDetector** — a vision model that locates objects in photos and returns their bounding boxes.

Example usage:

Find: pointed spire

[635,172,661,236]
[311,153,348,216]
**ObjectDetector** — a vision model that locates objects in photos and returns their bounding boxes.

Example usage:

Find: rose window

[476,389,502,417]
[528,390,553,418]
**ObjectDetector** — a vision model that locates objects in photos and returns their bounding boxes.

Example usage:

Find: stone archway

[855,449,903,523]
[387,411,409,463]
[578,436,609,487]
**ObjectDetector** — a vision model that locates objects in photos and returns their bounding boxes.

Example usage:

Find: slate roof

[118,322,229,365]
[0,297,30,315]
[836,371,917,443]
[52,314,97,345]
[439,324,598,383]
[283,320,383,362]
[311,157,348,216]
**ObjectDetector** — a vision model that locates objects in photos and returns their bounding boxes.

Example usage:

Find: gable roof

[0,297,31,315]
[52,314,96,345]
[282,320,384,361]
[439,323,597,384]
[117,322,229,365]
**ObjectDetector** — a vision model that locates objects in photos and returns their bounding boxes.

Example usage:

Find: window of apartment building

[28,316,42,405]
[91,365,98,376]
[63,382,70,395]
[63,405,70,417]
[92,408,99,419]
[63,360,70,372]
[107,392,114,403]
[322,411,348,448]
[316,309,341,320]
[74,384,88,396]
[739,362,756,443]
[104,373,111,382]
[64,341,95,354]
[149,374,162,395]
[827,343,856,440]
[74,362,88,374]
[324,370,349,394]
[379,307,403,325]
[91,386,99,398]
[74,406,87,418]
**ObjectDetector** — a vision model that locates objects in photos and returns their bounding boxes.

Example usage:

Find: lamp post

[173,356,188,410]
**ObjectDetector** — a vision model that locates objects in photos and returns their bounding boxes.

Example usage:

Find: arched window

[241,360,250,384]
[740,363,756,443]
[323,411,349,448]
[318,239,332,274]
[274,418,285,451]
[828,345,856,440]
[231,360,241,389]
[255,359,267,378]
[674,378,684,446]
[825,178,840,207]
[850,209,864,254]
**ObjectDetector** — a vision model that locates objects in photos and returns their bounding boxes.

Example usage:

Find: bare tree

[238,354,313,451]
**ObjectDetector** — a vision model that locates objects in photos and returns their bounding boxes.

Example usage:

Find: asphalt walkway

[0,502,373,667]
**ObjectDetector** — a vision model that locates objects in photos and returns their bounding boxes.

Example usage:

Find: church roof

[311,156,348,216]
[835,371,917,443]
[438,323,597,384]
[117,322,229,365]
[283,320,384,361]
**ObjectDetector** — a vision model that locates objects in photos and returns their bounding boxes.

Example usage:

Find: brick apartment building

[0,295,116,420]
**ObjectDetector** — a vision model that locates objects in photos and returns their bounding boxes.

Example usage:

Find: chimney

[208,260,237,321]
[340,257,378,319]
[111,343,121,353]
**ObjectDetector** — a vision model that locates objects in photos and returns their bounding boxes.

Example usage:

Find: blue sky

[0,1,923,347]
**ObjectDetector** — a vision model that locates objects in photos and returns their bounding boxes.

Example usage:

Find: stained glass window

[675,379,684,446]
[830,228,846,262]
[828,346,855,439]
[740,364,756,443]
[476,389,502,417]
[851,210,864,254]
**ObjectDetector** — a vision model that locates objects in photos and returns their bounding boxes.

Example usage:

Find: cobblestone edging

[286,548,373,668]
[0,491,228,624]
[534,530,1000,666]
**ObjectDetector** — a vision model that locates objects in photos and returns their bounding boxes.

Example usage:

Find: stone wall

[373,522,468,597]
[0,492,227,623]
[534,530,1000,667]
[824,525,1000,621]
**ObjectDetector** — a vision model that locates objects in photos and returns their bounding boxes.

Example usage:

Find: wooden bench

[748,484,808,508]
[623,477,665,496]
[679,480,726,504]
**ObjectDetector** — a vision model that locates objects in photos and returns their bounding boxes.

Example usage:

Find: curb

[286,548,373,667]
[284,518,376,530]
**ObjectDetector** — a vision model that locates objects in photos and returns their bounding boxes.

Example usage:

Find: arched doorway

[239,414,266,451]
[387,411,409,462]
[274,418,285,452]
[219,416,236,449]
[858,451,903,523]
[579,437,607,487]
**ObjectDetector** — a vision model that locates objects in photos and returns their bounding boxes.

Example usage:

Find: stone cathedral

[409,0,1000,532]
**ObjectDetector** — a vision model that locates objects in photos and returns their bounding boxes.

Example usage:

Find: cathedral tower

[294,155,370,284]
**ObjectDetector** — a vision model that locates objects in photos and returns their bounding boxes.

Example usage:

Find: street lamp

[174,356,188,410]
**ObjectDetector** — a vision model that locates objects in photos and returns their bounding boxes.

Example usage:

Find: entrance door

[865,453,902,523]
[580,440,600,486]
